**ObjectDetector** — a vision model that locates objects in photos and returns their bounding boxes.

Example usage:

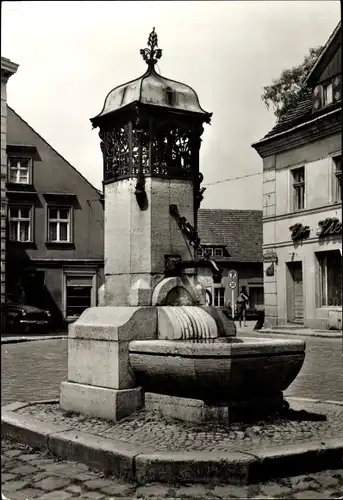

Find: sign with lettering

[289,223,310,242]
[318,218,342,238]
[265,262,275,276]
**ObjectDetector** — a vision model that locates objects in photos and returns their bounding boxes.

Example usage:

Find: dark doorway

[286,261,304,324]
[22,269,46,308]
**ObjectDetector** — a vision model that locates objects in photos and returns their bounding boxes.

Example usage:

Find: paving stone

[38,492,74,500]
[6,488,44,499]
[4,450,23,458]
[30,458,55,466]
[37,461,73,472]
[100,482,136,496]
[1,473,17,483]
[212,484,250,498]
[261,481,293,497]
[82,492,106,500]
[11,464,39,475]
[84,478,115,490]
[66,484,83,494]
[74,472,101,481]
[293,490,331,499]
[314,471,341,488]
[173,484,216,498]
[32,471,53,482]
[19,453,41,462]
[2,480,30,492]
[35,476,72,492]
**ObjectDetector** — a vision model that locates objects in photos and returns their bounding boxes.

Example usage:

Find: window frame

[214,247,223,257]
[205,247,214,257]
[332,154,342,204]
[62,271,96,320]
[7,157,32,185]
[291,166,306,212]
[322,81,333,107]
[8,203,34,243]
[316,250,342,307]
[46,205,73,243]
[213,286,225,307]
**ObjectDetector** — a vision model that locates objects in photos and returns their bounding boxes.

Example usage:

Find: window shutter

[312,85,322,111]
[332,75,341,103]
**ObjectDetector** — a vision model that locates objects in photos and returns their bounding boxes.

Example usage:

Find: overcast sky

[2,1,340,210]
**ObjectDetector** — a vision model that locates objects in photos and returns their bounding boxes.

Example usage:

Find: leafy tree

[261,46,323,121]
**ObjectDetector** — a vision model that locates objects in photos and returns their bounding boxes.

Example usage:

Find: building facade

[197,209,263,309]
[5,106,104,326]
[1,57,18,325]
[252,22,342,330]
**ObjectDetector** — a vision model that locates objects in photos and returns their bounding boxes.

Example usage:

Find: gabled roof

[253,21,341,145]
[305,21,341,86]
[7,106,101,197]
[197,209,263,263]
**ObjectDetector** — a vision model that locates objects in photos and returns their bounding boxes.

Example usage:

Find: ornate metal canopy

[91,28,212,124]
[91,28,211,191]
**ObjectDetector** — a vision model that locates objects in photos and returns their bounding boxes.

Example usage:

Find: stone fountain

[60,28,305,424]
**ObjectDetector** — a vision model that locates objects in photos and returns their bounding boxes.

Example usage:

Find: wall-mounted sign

[265,262,275,276]
[318,218,342,237]
[289,223,310,241]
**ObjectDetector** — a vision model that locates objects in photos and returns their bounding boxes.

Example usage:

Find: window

[323,82,333,106]
[196,248,203,257]
[66,275,93,318]
[213,287,225,307]
[8,206,32,242]
[215,248,223,257]
[333,155,342,203]
[205,247,213,257]
[292,167,305,211]
[317,250,342,307]
[8,158,31,184]
[48,207,71,242]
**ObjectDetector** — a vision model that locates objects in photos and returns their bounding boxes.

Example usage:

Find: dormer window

[323,82,333,106]
[8,157,31,184]
[165,87,174,106]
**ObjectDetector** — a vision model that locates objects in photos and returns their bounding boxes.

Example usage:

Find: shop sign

[265,262,275,276]
[289,223,310,241]
[318,217,342,237]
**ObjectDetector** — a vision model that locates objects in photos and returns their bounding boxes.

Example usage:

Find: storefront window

[214,287,225,307]
[317,250,342,306]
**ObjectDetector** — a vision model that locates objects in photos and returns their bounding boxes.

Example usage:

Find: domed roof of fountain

[91,28,211,124]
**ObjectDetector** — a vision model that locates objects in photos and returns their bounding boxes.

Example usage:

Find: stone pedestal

[60,306,157,420]
[60,382,143,421]
[145,392,284,424]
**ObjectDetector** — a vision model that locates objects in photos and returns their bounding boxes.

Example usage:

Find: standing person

[236,286,249,327]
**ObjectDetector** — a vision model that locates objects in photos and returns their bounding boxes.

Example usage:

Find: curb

[2,399,343,485]
[1,335,68,345]
[258,329,342,339]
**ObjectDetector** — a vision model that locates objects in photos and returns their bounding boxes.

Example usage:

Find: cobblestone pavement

[2,334,343,406]
[237,331,343,401]
[15,399,343,454]
[2,439,343,499]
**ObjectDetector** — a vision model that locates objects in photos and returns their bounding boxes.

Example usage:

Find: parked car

[3,300,53,334]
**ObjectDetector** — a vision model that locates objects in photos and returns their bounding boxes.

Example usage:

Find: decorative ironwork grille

[152,125,193,178]
[100,126,130,181]
[132,128,150,175]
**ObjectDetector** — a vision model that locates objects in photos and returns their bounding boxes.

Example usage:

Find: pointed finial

[140,27,162,67]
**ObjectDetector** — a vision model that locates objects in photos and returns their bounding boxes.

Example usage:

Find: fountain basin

[129,337,305,403]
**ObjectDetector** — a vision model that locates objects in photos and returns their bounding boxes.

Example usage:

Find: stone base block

[60,381,143,421]
[145,392,283,424]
